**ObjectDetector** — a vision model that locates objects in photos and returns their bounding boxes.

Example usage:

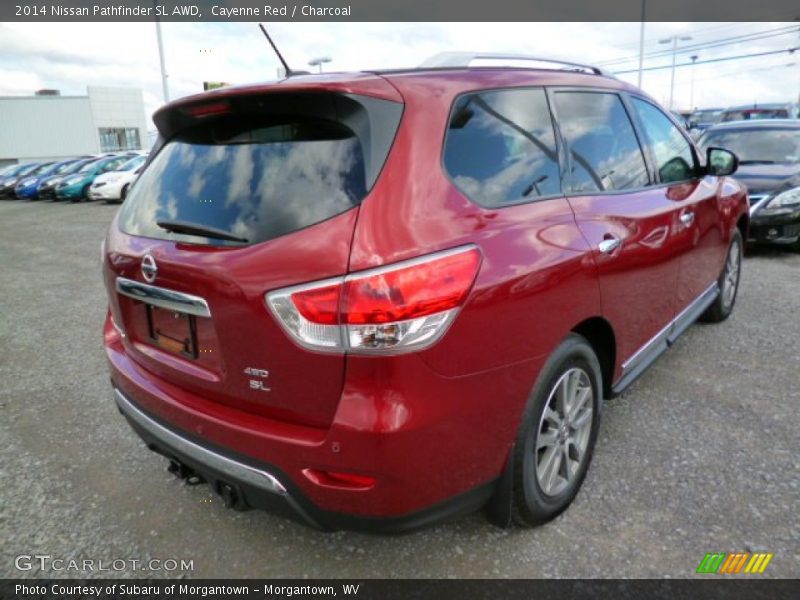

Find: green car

[54,155,136,201]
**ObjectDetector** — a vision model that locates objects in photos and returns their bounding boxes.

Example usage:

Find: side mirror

[706,147,738,177]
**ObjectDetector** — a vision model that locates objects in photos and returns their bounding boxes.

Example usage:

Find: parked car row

[0,151,147,203]
[687,102,799,137]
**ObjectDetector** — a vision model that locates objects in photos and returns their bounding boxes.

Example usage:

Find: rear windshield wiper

[156,220,249,243]
[738,160,779,165]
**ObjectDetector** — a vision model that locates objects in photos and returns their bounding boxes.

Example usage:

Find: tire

[701,229,743,323]
[120,184,129,202]
[511,333,602,526]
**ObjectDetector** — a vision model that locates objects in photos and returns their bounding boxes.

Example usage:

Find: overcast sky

[1,21,798,131]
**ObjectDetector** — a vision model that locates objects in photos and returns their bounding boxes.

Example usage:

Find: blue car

[14,159,79,200]
[37,157,96,199]
[0,162,49,199]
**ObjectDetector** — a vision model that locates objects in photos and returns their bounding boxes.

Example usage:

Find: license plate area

[146,305,198,359]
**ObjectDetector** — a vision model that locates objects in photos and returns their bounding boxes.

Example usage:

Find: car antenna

[259,24,294,78]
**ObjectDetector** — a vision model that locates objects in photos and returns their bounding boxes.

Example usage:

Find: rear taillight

[266,246,481,354]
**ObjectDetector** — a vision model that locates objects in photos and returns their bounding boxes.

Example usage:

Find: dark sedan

[699,120,800,249]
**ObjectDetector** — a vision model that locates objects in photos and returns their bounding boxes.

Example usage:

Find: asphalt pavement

[1,199,797,578]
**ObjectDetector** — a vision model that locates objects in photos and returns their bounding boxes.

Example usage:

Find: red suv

[102,53,749,532]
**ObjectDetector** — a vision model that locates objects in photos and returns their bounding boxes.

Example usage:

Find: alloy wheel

[721,237,741,311]
[534,367,594,497]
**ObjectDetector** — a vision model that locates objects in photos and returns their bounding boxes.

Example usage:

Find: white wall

[0,96,99,162]
[87,86,149,149]
[0,86,149,163]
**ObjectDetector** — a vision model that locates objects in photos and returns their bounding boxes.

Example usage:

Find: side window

[553,92,649,193]
[444,88,561,207]
[631,97,698,183]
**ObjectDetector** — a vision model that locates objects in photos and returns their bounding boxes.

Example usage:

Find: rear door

[628,96,726,312]
[552,90,684,371]
[105,91,402,428]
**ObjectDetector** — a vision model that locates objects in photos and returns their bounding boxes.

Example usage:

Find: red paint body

[103,68,748,524]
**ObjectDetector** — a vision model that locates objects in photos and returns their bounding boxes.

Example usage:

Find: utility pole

[637,0,646,88]
[689,54,699,110]
[659,34,692,110]
[154,2,170,103]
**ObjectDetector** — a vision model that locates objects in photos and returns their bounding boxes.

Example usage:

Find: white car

[88,155,147,203]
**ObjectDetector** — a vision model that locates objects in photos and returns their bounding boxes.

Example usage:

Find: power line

[614,47,799,74]
[597,25,800,67]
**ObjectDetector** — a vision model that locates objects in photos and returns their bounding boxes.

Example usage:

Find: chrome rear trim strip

[113,388,288,496]
[116,277,211,318]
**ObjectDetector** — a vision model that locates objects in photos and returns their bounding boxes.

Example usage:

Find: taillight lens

[265,246,481,354]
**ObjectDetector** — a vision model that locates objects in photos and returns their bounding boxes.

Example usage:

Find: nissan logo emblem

[141,254,158,283]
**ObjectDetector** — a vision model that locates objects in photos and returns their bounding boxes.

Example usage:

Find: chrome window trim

[115,277,211,318]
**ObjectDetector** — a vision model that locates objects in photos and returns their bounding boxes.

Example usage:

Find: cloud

[0,20,796,133]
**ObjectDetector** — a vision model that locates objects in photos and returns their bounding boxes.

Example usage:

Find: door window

[554,92,649,193]
[631,97,698,183]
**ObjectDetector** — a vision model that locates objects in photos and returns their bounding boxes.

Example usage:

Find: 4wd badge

[244,367,270,392]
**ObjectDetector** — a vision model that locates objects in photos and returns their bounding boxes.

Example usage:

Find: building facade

[0,86,148,167]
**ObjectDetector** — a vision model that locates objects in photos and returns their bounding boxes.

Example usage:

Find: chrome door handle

[680,211,695,226]
[598,236,622,254]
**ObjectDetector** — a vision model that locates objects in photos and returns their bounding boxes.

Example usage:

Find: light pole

[689,54,699,110]
[637,0,646,88]
[308,56,332,73]
[659,35,692,110]
[154,1,169,102]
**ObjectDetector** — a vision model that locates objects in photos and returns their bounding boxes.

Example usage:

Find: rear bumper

[113,385,496,533]
[104,314,534,531]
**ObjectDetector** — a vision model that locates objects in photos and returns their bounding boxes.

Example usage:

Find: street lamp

[308,56,332,73]
[659,35,692,110]
[689,54,699,110]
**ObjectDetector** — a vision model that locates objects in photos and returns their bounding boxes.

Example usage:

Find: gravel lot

[1,199,797,579]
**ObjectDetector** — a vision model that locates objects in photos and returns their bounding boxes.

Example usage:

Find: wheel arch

[571,317,616,399]
[736,212,749,242]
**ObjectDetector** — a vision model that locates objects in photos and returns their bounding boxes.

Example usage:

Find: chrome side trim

[113,388,288,496]
[115,277,211,318]
[621,282,719,373]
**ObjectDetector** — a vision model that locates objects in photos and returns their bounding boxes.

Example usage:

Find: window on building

[99,128,142,152]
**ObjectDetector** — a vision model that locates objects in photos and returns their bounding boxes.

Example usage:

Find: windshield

[692,110,722,123]
[79,160,102,173]
[700,128,800,164]
[117,156,146,171]
[61,158,92,175]
[53,161,78,175]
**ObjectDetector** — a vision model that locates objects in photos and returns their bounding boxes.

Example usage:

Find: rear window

[119,92,402,246]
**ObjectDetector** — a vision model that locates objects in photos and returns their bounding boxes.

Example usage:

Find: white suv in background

[88,154,147,203]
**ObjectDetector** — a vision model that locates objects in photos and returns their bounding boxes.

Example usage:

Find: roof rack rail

[418,52,611,77]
